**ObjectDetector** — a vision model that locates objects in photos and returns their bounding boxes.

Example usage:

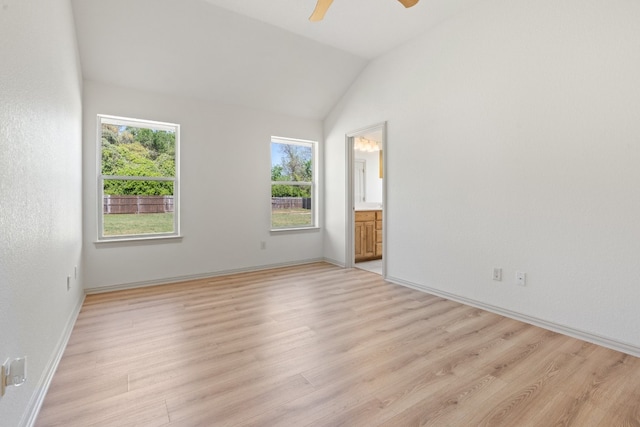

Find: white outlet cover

[8,358,26,387]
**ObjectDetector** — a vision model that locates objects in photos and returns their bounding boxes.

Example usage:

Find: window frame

[270,136,318,232]
[96,114,180,242]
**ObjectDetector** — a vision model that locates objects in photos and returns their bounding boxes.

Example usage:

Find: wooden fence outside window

[271,197,312,210]
[103,195,174,214]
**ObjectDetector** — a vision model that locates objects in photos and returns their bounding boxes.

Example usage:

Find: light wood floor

[37,263,640,426]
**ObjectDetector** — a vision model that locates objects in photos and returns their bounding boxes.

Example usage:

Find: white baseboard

[322,257,346,268]
[386,275,640,358]
[85,258,327,294]
[22,293,86,427]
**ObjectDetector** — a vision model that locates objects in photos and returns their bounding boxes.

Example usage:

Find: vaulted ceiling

[71,0,481,120]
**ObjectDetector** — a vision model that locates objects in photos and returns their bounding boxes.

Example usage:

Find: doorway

[346,123,386,276]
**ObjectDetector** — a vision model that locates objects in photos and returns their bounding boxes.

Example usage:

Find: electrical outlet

[516,271,526,286]
[1,357,27,396]
[492,268,502,281]
[260,241,266,250]
[7,358,26,388]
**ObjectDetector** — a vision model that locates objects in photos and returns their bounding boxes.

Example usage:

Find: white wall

[324,0,640,352]
[83,81,324,290]
[0,1,84,425]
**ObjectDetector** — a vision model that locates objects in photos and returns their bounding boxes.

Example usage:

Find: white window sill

[95,235,183,245]
[270,226,320,234]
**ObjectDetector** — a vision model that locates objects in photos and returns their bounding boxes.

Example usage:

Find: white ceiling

[203,0,482,59]
[71,0,481,120]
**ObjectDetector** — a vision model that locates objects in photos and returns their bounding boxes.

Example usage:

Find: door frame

[345,122,387,276]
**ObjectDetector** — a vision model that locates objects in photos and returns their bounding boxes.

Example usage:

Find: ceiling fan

[310,0,419,22]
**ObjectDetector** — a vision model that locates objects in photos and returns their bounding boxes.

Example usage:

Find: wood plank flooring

[36,263,640,426]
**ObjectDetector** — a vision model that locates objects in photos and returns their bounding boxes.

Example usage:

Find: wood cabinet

[375,210,383,257]
[355,210,382,262]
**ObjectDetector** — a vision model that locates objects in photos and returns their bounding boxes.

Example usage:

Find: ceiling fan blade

[397,0,419,8]
[309,0,333,21]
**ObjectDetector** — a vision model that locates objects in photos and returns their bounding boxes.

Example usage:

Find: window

[271,137,316,230]
[97,115,179,240]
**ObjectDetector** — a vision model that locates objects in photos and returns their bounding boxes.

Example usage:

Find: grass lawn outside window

[271,208,312,228]
[103,213,174,236]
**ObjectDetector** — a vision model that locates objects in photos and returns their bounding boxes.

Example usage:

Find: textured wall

[0,0,84,425]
